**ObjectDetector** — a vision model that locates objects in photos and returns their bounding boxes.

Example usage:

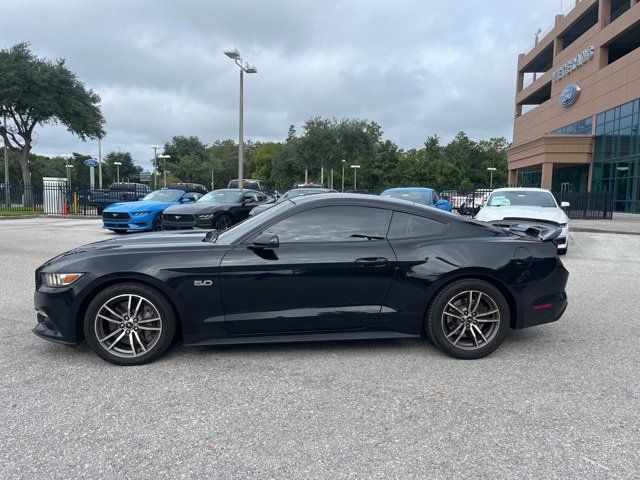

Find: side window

[266,206,391,243]
[183,192,198,201]
[388,212,445,239]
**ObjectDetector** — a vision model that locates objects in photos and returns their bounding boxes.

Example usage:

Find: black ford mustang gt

[162,188,269,230]
[33,194,568,365]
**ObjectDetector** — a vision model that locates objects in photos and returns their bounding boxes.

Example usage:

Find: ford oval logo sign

[83,158,99,167]
[560,84,581,107]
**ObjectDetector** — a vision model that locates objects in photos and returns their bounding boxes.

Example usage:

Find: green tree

[0,43,105,193]
[103,151,142,184]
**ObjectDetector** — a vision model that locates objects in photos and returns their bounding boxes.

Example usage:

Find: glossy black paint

[161,189,267,229]
[33,194,568,348]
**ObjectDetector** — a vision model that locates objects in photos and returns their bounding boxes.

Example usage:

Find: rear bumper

[514,263,569,329]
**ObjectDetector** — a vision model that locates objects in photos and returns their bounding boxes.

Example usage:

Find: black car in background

[33,193,568,366]
[88,182,151,213]
[168,183,208,195]
[249,187,336,216]
[162,189,269,230]
[227,179,271,193]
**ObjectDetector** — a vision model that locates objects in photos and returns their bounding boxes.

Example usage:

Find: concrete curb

[572,227,640,236]
[0,215,100,220]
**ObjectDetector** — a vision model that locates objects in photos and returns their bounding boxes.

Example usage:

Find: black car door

[219,205,397,334]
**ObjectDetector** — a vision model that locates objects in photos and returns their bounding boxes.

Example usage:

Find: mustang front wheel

[426,279,509,359]
[84,283,176,365]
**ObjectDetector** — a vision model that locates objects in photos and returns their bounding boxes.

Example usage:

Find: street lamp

[65,164,74,186]
[341,160,346,192]
[351,165,360,191]
[151,145,160,188]
[157,154,171,187]
[487,167,497,189]
[224,48,258,190]
[114,161,122,183]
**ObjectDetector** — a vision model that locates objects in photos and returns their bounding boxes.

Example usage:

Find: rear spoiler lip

[488,219,562,242]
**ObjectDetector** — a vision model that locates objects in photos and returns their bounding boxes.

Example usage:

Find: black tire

[84,283,177,366]
[425,279,509,359]
[152,213,163,231]
[214,213,232,230]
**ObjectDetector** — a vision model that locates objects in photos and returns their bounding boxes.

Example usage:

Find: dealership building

[507,0,640,212]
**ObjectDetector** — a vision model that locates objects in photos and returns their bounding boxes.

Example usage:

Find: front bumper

[162,218,212,229]
[102,213,154,231]
[33,287,82,345]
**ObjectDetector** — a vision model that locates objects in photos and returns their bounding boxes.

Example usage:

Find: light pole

[114,161,122,183]
[151,145,160,188]
[158,154,171,187]
[351,165,360,191]
[3,112,9,207]
[341,160,346,192]
[98,137,103,189]
[65,164,74,186]
[487,167,497,189]
[224,48,257,190]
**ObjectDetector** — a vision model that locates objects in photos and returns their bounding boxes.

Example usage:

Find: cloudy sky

[2,0,565,170]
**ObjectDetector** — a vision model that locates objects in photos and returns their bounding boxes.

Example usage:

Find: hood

[104,200,174,212]
[163,202,238,214]
[73,230,209,254]
[476,205,568,224]
[39,230,213,270]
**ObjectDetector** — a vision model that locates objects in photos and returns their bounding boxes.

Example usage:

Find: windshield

[381,190,431,206]
[142,190,182,202]
[198,190,242,203]
[214,201,295,244]
[487,191,557,208]
[276,189,326,204]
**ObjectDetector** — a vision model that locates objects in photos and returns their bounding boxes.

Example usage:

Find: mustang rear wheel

[426,279,509,359]
[84,283,176,365]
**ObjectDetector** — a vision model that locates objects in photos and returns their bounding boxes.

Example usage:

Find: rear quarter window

[388,212,446,239]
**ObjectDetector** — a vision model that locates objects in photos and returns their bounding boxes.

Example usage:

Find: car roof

[382,187,435,193]
[288,193,458,221]
[491,187,553,194]
[210,188,261,193]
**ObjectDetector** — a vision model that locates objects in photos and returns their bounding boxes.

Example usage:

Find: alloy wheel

[215,215,231,229]
[94,294,163,358]
[441,290,501,350]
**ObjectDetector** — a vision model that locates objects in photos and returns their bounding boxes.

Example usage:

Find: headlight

[560,222,568,227]
[132,211,150,216]
[41,273,83,287]
[197,214,214,220]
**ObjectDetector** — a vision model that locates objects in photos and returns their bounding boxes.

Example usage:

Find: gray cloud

[1,0,560,169]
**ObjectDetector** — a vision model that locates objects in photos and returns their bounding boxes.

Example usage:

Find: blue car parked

[102,189,203,232]
[380,187,452,212]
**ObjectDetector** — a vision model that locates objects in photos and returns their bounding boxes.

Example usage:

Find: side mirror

[181,197,192,203]
[250,232,279,249]
[560,201,570,208]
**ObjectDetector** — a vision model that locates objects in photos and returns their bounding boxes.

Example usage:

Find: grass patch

[0,209,44,217]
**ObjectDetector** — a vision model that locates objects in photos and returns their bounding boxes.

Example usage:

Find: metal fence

[0,183,618,220]
[0,183,151,216]
[552,190,614,220]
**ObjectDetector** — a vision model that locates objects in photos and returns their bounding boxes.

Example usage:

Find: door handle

[355,257,388,267]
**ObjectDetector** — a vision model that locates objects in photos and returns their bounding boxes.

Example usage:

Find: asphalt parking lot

[1,218,639,479]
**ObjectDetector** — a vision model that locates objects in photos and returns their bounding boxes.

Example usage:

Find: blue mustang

[380,187,452,212]
[102,189,202,232]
